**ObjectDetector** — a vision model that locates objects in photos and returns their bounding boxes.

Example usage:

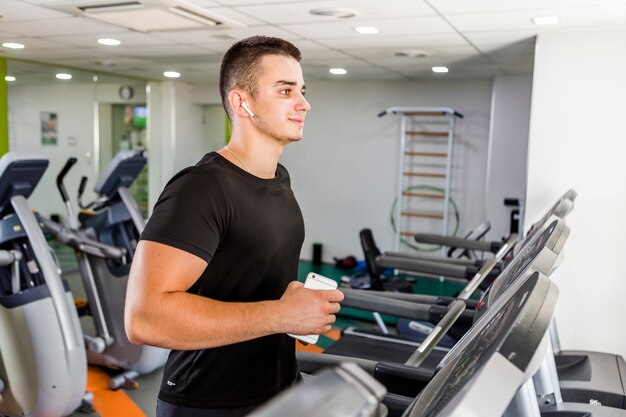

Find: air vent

[169,6,222,26]
[78,1,143,13]
[394,50,428,59]
[45,0,246,31]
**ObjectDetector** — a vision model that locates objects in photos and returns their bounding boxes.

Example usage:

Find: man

[125,36,344,417]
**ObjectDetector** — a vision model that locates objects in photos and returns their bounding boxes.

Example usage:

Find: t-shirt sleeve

[140,168,227,263]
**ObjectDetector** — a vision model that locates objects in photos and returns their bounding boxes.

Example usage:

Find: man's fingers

[320,289,344,302]
[329,302,341,314]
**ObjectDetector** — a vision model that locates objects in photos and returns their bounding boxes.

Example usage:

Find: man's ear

[228,90,253,118]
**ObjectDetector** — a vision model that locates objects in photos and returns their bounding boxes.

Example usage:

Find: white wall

[8,81,145,221]
[172,82,204,171]
[527,31,626,358]
[147,77,493,264]
[485,75,533,241]
[281,78,493,262]
[202,105,227,151]
[146,80,205,212]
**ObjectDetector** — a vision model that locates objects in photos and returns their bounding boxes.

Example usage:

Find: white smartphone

[288,273,338,344]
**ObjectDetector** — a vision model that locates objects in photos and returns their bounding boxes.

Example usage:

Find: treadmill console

[0,153,48,216]
[403,271,557,417]
[94,149,146,199]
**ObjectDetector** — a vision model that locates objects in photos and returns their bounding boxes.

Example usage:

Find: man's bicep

[130,240,208,296]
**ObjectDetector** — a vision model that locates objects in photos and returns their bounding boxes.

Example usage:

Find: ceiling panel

[0,16,127,37]
[150,29,238,44]
[315,33,469,50]
[9,47,111,59]
[464,31,537,49]
[281,16,454,40]
[447,5,626,32]
[48,32,178,47]
[221,25,305,41]
[303,65,408,81]
[5,0,619,82]
[108,44,215,57]
[233,0,435,25]
[299,48,354,61]
[213,0,333,6]
[0,36,69,49]
[288,39,337,51]
[428,0,626,15]
[188,6,268,25]
[0,0,71,21]
[150,27,303,52]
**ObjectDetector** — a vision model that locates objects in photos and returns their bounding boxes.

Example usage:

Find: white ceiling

[1,0,626,83]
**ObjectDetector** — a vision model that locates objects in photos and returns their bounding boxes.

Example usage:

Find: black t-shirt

[140,151,305,409]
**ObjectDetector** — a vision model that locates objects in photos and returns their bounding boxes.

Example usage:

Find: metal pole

[442,114,455,257]
[395,114,408,251]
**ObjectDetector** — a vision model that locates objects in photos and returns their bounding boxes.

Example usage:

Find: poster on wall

[41,112,58,145]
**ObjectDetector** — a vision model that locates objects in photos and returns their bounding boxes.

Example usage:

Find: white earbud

[242,101,255,118]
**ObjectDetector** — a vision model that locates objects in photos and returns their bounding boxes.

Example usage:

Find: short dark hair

[219,36,302,118]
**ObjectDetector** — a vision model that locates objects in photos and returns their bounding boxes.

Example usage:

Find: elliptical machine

[55,149,168,389]
[0,152,88,417]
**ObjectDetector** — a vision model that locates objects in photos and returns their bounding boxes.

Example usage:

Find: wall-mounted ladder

[379,107,463,252]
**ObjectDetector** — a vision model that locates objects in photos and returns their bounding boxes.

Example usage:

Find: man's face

[247,54,311,144]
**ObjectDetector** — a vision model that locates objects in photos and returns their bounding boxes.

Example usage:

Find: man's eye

[280,89,290,95]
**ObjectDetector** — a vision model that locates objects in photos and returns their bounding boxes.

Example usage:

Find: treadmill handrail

[296,351,433,384]
[494,233,519,260]
[458,258,497,300]
[376,254,468,279]
[383,251,477,267]
[414,233,499,253]
[342,287,439,305]
[39,215,126,261]
[12,195,81,351]
[118,186,146,233]
[404,299,466,368]
[342,290,434,321]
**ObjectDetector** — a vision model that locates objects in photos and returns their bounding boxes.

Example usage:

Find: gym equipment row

[264,189,626,417]
[0,150,168,417]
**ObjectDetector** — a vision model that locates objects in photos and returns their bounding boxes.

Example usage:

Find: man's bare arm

[124,240,343,350]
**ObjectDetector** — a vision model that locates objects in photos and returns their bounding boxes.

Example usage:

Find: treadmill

[298,268,559,417]
[0,153,88,417]
[337,190,626,410]
[327,215,568,369]
[412,189,576,262]
[404,270,558,417]
[248,363,387,417]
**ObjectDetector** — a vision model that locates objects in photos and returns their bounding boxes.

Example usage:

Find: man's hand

[277,281,344,335]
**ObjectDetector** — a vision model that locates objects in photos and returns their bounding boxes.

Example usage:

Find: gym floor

[63,260,465,416]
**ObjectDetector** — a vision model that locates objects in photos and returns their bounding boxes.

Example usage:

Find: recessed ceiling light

[329,68,347,75]
[164,71,181,78]
[354,26,379,34]
[310,8,356,19]
[394,49,428,59]
[533,16,559,25]
[2,42,24,49]
[5,76,16,82]
[432,66,448,73]
[56,73,72,80]
[93,75,99,82]
[97,38,121,46]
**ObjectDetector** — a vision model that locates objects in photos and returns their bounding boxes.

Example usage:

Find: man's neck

[222,132,284,179]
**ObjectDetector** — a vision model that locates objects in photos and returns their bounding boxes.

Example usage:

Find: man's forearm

[126,292,285,350]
